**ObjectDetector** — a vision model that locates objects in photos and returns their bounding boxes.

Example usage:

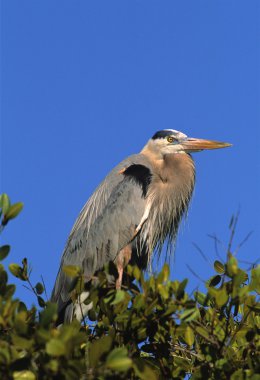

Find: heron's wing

[65,154,150,247]
[51,154,152,311]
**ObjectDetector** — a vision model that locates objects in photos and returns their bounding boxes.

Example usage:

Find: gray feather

[51,154,152,316]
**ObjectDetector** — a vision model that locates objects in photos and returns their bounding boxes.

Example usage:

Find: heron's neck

[141,140,164,161]
[139,149,195,257]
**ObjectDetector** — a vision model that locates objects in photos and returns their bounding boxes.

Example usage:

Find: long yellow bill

[182,138,232,152]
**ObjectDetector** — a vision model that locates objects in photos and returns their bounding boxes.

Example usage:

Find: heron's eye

[167,136,175,143]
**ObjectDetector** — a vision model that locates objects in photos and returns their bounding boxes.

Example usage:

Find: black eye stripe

[152,130,175,139]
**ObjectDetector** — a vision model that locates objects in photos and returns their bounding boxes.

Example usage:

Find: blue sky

[1,1,259,305]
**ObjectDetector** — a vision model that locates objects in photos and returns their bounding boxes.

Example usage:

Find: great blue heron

[51,129,231,323]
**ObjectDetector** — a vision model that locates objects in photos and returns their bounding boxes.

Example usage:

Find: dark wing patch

[123,164,152,197]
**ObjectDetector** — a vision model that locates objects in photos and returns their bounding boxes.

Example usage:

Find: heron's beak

[182,138,232,152]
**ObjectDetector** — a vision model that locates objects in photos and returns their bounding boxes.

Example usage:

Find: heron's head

[142,129,231,157]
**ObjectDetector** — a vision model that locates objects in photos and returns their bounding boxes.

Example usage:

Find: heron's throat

[159,153,195,185]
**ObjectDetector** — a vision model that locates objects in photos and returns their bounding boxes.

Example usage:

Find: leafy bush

[0,193,259,379]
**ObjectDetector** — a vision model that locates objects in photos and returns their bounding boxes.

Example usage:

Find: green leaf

[13,371,36,380]
[186,308,200,322]
[4,202,24,222]
[133,359,158,380]
[107,357,133,372]
[46,339,66,356]
[9,263,23,279]
[111,289,126,305]
[157,264,170,284]
[5,284,16,298]
[177,278,188,299]
[173,356,191,371]
[37,296,46,308]
[133,294,145,310]
[247,304,260,313]
[0,265,8,284]
[162,263,170,282]
[0,245,10,260]
[62,265,81,278]
[160,304,176,318]
[0,193,10,215]
[106,347,132,372]
[195,326,210,340]
[35,282,44,295]
[21,257,28,279]
[215,287,229,307]
[46,359,59,373]
[12,335,33,350]
[184,326,195,346]
[15,312,28,335]
[107,347,128,360]
[194,291,209,306]
[233,269,248,286]
[250,265,260,293]
[133,266,141,281]
[89,335,113,368]
[40,302,57,327]
[180,308,199,322]
[227,254,238,276]
[158,284,169,299]
[68,275,81,293]
[209,275,222,287]
[214,260,225,274]
[17,302,27,313]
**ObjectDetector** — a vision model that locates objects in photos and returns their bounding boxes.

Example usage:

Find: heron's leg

[116,245,132,289]
[116,265,123,290]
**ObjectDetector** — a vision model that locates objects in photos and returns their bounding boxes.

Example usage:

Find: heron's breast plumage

[140,153,195,257]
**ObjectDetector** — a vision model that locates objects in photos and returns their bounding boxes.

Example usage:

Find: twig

[171,344,203,361]
[207,234,225,261]
[227,210,240,254]
[186,264,204,283]
[27,277,39,298]
[228,308,255,350]
[192,242,211,265]
[233,231,253,255]
[191,320,220,347]
[22,284,33,293]
[41,275,49,300]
